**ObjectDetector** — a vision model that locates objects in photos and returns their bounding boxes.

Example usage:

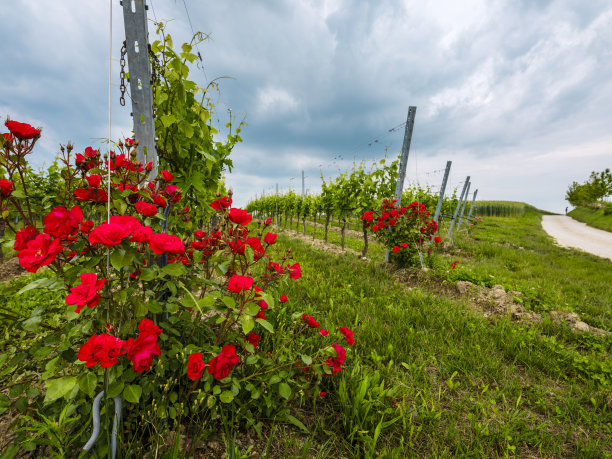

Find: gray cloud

[1,0,611,213]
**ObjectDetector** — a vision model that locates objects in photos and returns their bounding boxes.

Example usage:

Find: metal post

[393,106,417,206]
[385,106,417,262]
[122,0,157,177]
[456,181,471,231]
[448,176,470,238]
[465,189,478,234]
[433,160,452,225]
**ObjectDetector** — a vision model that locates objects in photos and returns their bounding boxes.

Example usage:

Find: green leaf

[278,383,292,400]
[146,300,163,314]
[219,390,234,403]
[286,414,309,433]
[160,114,177,127]
[222,296,236,309]
[139,267,157,281]
[106,380,124,399]
[17,276,58,295]
[162,263,186,277]
[255,318,274,334]
[22,315,42,332]
[78,373,98,396]
[44,376,77,404]
[300,354,312,366]
[0,394,11,415]
[123,384,142,403]
[241,316,254,335]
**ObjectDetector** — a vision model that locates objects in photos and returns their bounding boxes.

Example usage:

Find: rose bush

[0,121,354,455]
[363,199,441,267]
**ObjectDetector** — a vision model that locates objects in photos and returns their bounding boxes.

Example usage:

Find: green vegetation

[471,200,536,217]
[565,168,612,208]
[569,205,612,233]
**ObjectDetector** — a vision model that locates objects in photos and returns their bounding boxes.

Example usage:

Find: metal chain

[119,40,127,106]
[149,45,161,118]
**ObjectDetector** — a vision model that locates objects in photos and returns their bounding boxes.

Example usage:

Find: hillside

[568,206,612,233]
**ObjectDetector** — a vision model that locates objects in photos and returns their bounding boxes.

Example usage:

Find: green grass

[270,231,611,457]
[569,206,612,233]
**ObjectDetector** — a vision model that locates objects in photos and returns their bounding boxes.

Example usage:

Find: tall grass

[471,201,534,217]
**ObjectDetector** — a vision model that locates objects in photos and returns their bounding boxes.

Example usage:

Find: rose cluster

[78,318,162,373]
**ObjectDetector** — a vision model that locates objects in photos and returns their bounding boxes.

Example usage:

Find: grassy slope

[569,206,612,233]
[272,225,611,457]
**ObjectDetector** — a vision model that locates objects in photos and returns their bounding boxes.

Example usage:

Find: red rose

[161,170,174,182]
[17,234,63,273]
[153,195,167,208]
[451,260,460,269]
[78,333,125,368]
[207,344,240,380]
[400,243,408,248]
[89,222,131,247]
[263,232,277,245]
[0,179,13,197]
[138,318,163,337]
[149,232,185,255]
[187,352,206,381]
[210,196,232,211]
[320,328,329,337]
[66,272,106,313]
[130,225,153,243]
[287,263,301,280]
[85,175,102,188]
[125,334,160,373]
[302,313,319,328]
[326,343,346,374]
[392,246,400,253]
[229,208,252,226]
[338,326,355,346]
[80,220,94,234]
[2,132,13,144]
[434,236,442,245]
[4,120,40,140]
[194,230,206,239]
[43,206,83,239]
[14,226,39,251]
[110,215,142,233]
[279,294,288,303]
[244,332,260,352]
[135,201,158,217]
[227,274,254,293]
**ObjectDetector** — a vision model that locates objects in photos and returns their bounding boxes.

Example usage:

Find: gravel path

[541,216,612,261]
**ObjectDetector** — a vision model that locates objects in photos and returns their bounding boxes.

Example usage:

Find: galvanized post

[465,189,478,234]
[386,106,417,262]
[456,181,471,231]
[393,106,417,206]
[448,176,470,238]
[121,0,157,177]
[433,160,452,225]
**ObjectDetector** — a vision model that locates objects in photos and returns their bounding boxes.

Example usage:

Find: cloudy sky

[2,0,611,213]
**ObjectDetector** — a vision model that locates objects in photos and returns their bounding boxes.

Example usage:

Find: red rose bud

[125,137,134,147]
[161,170,174,182]
[279,294,288,303]
[265,217,272,225]
[320,328,329,336]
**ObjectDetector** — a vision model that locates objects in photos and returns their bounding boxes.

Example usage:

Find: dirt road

[541,216,612,261]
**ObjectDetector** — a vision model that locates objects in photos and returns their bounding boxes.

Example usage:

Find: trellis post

[433,160,452,226]
[448,176,470,238]
[121,0,157,177]
[386,106,417,262]
[456,181,471,232]
[465,189,478,234]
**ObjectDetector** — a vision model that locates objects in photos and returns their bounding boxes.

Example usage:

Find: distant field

[569,206,612,233]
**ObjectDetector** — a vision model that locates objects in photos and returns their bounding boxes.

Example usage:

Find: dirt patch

[279,228,365,258]
[0,257,25,284]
